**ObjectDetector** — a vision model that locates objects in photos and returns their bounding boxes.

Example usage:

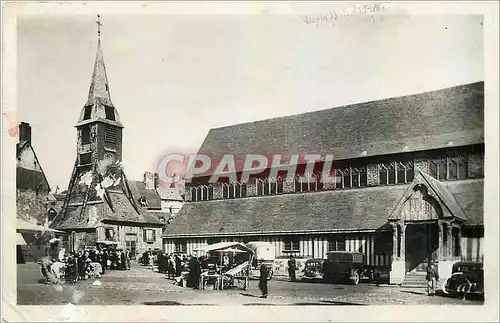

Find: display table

[200,273,224,290]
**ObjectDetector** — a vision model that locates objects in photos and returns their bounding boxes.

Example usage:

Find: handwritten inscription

[303,3,390,28]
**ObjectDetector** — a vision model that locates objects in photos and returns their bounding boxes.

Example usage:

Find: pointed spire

[85,14,114,108]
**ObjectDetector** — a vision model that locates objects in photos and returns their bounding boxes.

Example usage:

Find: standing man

[287,255,297,282]
[426,262,439,296]
[125,249,131,270]
[259,262,269,298]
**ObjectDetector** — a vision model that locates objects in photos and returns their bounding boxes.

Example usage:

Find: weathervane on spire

[96,14,102,40]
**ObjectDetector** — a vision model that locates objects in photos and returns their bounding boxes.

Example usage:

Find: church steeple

[77,14,122,128]
[86,14,113,108]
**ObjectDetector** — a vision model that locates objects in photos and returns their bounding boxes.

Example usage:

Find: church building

[163,81,484,284]
[50,18,163,256]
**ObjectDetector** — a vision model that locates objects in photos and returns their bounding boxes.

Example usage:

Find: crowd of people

[39,238,132,285]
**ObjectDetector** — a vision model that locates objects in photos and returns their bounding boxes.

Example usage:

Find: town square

[5,2,495,319]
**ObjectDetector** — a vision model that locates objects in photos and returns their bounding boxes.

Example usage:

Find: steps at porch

[401,273,428,289]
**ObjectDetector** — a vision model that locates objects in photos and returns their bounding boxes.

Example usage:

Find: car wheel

[351,272,360,285]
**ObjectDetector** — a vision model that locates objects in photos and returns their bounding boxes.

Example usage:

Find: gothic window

[448,155,468,180]
[104,125,117,144]
[80,153,92,165]
[379,162,396,185]
[396,160,414,184]
[105,106,115,121]
[200,185,213,201]
[335,169,344,189]
[328,235,346,251]
[295,173,323,192]
[256,178,281,196]
[82,126,91,145]
[429,157,448,180]
[343,167,352,188]
[283,237,300,251]
[83,106,92,120]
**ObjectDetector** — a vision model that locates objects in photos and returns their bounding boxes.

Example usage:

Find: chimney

[143,172,154,189]
[154,173,159,189]
[19,122,32,144]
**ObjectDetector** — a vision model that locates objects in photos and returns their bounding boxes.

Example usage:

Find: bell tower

[76,14,124,168]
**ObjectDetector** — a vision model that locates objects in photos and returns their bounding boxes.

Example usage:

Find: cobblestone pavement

[17,263,483,306]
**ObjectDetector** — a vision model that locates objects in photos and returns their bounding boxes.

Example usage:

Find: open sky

[17,13,483,190]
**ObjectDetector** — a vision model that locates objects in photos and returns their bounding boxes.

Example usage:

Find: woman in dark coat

[175,255,183,277]
[259,263,269,298]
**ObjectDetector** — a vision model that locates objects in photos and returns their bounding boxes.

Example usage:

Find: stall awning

[202,242,254,254]
[17,218,65,233]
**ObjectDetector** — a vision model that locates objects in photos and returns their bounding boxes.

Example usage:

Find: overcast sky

[17,13,483,190]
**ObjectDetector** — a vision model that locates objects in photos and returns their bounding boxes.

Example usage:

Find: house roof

[156,186,183,201]
[54,192,163,230]
[16,141,50,192]
[52,163,163,230]
[163,179,483,238]
[127,180,162,209]
[195,82,484,177]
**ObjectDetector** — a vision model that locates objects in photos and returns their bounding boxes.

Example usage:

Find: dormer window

[83,106,92,120]
[138,196,148,207]
[105,84,109,92]
[105,106,115,121]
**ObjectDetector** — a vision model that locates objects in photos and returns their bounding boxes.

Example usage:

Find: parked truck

[245,241,276,280]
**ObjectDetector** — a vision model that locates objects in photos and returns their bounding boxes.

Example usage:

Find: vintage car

[322,251,374,285]
[441,261,484,299]
[301,258,325,280]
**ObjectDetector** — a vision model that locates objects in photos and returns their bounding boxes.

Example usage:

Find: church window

[396,160,414,184]
[334,169,343,189]
[83,106,92,120]
[223,182,246,199]
[283,237,300,252]
[429,157,448,180]
[328,235,346,251]
[350,166,367,188]
[294,173,323,192]
[105,106,115,121]
[82,126,91,144]
[379,162,396,185]
[105,126,117,144]
[256,178,281,196]
[80,153,92,165]
[343,167,352,188]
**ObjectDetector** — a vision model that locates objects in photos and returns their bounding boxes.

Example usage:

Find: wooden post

[456,225,462,259]
[446,224,453,261]
[391,222,398,260]
[437,221,443,261]
[400,224,407,261]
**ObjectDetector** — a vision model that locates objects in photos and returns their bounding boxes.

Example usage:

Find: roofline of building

[206,81,484,132]
[162,227,390,239]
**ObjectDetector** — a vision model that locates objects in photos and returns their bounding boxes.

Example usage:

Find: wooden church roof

[194,81,484,177]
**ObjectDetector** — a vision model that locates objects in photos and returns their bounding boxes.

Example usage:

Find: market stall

[199,242,254,291]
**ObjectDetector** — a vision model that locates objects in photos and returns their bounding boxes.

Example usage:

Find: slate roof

[164,179,483,238]
[55,192,163,230]
[195,82,484,177]
[127,180,162,209]
[16,141,50,192]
